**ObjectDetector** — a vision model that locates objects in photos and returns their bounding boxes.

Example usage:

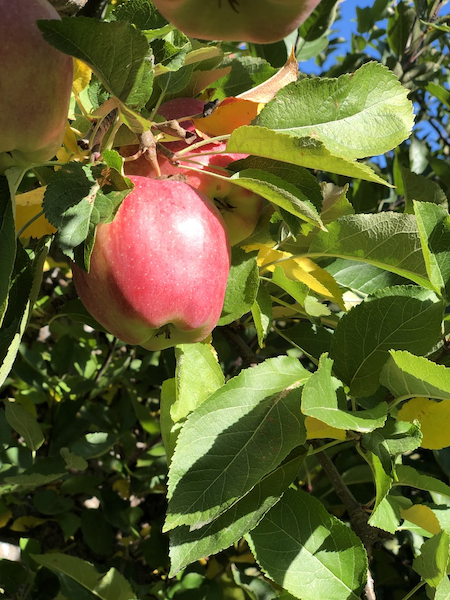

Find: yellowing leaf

[305,416,347,440]
[15,186,56,239]
[11,516,49,532]
[0,509,12,529]
[251,245,344,309]
[113,479,130,499]
[140,524,151,537]
[57,123,87,163]
[72,58,92,96]
[398,397,450,450]
[238,48,299,103]
[400,504,441,535]
[193,97,261,136]
[44,256,71,272]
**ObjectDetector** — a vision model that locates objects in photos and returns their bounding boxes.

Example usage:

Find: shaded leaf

[165,356,310,532]
[247,488,367,600]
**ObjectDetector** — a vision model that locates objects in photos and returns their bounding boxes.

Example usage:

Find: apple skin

[122,98,264,245]
[0,0,74,170]
[72,175,231,351]
[152,0,322,43]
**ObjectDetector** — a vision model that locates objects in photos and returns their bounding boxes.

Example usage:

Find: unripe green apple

[123,98,264,245]
[72,175,231,351]
[0,0,74,170]
[152,0,322,43]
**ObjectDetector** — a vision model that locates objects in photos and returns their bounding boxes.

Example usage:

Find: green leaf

[230,156,323,212]
[164,356,310,532]
[71,432,116,459]
[33,489,74,516]
[368,494,401,534]
[4,401,44,452]
[381,351,450,400]
[401,167,446,212]
[227,127,390,185]
[414,201,450,299]
[325,259,409,296]
[160,378,180,466]
[60,448,88,471]
[81,510,115,556]
[309,213,430,289]
[366,452,400,533]
[113,0,168,30]
[31,553,136,600]
[396,465,450,499]
[43,162,130,267]
[246,488,367,600]
[271,265,309,306]
[434,575,450,600]
[426,82,450,109]
[252,284,272,347]
[302,354,388,432]
[169,449,306,576]
[330,286,443,397]
[38,17,153,109]
[256,62,414,159]
[362,418,422,476]
[209,56,276,99]
[171,342,224,423]
[229,169,323,228]
[413,531,450,588]
[321,182,354,224]
[280,322,332,361]
[387,3,416,58]
[3,458,67,493]
[0,240,49,388]
[0,176,16,326]
[218,247,260,326]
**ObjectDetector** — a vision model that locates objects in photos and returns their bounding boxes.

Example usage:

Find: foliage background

[3,0,450,599]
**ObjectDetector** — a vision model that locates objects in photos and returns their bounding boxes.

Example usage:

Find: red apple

[152,0,322,43]
[0,0,74,171]
[72,175,231,351]
[122,98,264,245]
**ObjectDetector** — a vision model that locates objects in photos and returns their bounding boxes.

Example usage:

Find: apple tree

[2,0,450,599]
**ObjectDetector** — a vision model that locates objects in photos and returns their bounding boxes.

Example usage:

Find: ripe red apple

[72,175,231,351]
[152,0,322,43]
[122,98,264,245]
[0,0,74,171]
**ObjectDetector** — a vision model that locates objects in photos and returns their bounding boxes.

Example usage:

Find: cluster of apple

[3,0,320,351]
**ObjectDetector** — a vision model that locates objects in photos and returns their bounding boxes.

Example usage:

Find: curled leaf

[193,97,262,136]
[238,48,299,103]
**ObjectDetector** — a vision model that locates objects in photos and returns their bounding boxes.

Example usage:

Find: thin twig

[364,568,376,600]
[220,325,261,367]
[313,444,391,553]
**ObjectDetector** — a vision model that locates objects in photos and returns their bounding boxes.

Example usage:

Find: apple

[72,175,231,351]
[0,0,74,171]
[122,98,264,245]
[152,0,322,43]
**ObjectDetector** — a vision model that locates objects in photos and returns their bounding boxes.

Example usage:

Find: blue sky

[300,0,379,74]
[298,0,450,155]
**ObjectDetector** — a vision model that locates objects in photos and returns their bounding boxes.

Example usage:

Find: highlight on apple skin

[72,175,231,351]
[152,0,323,44]
[0,0,74,171]
[122,98,264,246]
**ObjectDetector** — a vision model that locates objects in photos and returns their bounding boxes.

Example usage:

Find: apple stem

[175,135,230,157]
